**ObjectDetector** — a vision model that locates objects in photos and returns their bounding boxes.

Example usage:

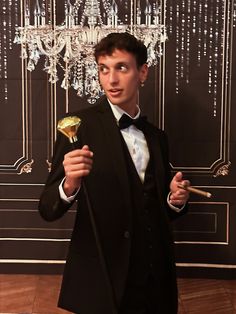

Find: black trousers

[119,275,177,314]
[74,275,177,314]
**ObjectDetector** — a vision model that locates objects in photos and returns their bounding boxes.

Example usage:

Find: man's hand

[63,145,93,196]
[169,171,190,206]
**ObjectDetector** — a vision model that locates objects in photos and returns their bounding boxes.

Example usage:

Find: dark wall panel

[0,0,236,277]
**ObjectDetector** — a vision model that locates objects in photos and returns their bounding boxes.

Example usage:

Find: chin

[107,97,123,106]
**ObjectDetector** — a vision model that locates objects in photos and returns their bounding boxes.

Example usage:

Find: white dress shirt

[109,102,149,183]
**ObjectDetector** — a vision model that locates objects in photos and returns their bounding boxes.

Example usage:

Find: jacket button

[123,231,130,239]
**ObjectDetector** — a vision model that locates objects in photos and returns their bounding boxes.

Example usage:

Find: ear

[139,63,148,84]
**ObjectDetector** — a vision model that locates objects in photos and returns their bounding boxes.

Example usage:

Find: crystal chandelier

[14,0,167,104]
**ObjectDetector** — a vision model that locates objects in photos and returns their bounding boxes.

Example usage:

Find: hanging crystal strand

[212,0,220,117]
[80,1,86,26]
[192,0,197,35]
[2,0,8,101]
[76,59,85,98]
[71,61,80,91]
[197,1,203,66]
[180,0,185,80]
[14,0,19,27]
[185,0,191,84]
[74,0,83,10]
[101,0,111,13]
[84,57,102,104]
[125,0,129,24]
[0,16,2,80]
[220,0,228,113]
[130,0,133,34]
[50,0,59,84]
[53,0,56,29]
[8,0,13,50]
[208,0,213,98]
[61,61,70,90]
[74,3,79,26]
[102,0,112,23]
[175,2,180,94]
[42,0,46,20]
[48,0,52,26]
[233,0,236,27]
[168,0,173,35]
[48,56,59,84]
[203,0,208,57]
[13,0,20,44]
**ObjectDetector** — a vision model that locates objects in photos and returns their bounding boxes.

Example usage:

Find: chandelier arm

[36,33,66,57]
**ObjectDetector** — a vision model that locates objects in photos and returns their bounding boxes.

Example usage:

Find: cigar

[178,184,212,198]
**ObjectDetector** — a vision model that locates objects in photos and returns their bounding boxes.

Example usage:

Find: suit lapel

[95,99,133,213]
[143,125,166,204]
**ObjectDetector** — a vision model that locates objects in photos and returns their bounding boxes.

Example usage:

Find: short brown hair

[94,32,147,68]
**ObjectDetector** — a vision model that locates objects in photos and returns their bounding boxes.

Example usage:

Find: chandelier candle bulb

[177,184,212,199]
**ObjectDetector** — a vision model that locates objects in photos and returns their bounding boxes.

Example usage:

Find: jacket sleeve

[38,132,76,221]
[159,130,188,221]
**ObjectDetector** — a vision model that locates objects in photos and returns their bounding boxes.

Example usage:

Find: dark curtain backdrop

[0,0,236,277]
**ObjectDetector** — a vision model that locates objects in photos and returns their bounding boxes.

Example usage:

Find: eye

[98,65,109,74]
[118,64,128,72]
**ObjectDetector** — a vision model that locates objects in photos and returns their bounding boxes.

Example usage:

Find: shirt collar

[107,99,141,122]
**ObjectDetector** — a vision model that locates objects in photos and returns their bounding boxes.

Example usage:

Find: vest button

[123,231,130,239]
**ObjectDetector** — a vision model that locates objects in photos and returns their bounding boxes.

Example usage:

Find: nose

[108,69,119,85]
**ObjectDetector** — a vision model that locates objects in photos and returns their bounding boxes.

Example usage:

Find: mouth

[108,89,122,97]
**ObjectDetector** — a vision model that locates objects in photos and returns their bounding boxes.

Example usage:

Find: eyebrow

[98,61,130,67]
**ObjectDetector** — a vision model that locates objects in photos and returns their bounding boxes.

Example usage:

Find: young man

[38,32,190,314]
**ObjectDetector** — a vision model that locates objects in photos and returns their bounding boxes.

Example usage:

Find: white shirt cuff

[167,192,185,213]
[59,177,80,203]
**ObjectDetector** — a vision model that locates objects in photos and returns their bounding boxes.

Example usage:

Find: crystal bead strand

[2,0,8,101]
[186,0,191,84]
[175,3,180,94]
[180,0,185,80]
[169,0,173,35]
[76,58,85,98]
[197,1,203,66]
[208,0,213,98]
[233,0,236,26]
[212,0,220,117]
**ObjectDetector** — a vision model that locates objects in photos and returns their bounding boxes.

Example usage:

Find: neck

[119,103,139,118]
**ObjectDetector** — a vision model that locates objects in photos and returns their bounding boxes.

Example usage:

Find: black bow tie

[118,114,146,130]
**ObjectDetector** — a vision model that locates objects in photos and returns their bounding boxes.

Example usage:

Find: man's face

[97,49,148,112]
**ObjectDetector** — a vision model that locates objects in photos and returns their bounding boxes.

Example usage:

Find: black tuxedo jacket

[38,97,185,314]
